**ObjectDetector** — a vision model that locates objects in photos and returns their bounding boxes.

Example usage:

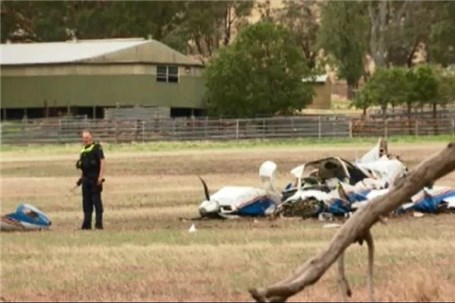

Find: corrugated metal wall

[1,73,206,109]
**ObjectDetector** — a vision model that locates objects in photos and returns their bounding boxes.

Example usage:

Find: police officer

[76,130,105,230]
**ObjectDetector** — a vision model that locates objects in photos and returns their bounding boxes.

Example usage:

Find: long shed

[0,38,206,119]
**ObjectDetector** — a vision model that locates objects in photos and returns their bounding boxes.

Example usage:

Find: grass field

[1,138,455,302]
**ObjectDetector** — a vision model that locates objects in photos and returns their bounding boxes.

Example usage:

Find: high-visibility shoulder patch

[80,144,95,154]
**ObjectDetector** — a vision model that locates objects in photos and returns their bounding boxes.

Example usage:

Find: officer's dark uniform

[76,142,105,230]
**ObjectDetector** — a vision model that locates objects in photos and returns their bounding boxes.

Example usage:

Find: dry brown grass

[1,142,454,302]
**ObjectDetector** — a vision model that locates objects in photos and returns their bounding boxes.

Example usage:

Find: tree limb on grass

[249,142,455,302]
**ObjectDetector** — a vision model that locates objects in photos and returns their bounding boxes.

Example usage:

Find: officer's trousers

[81,178,104,229]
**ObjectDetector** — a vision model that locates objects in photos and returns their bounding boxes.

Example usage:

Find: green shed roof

[0,38,204,67]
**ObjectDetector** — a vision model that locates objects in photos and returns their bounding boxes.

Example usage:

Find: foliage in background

[2,0,455,113]
[271,0,321,70]
[318,1,368,99]
[352,64,452,120]
[169,1,254,64]
[429,1,455,67]
[2,0,455,67]
[0,1,182,42]
[0,0,253,65]
[204,21,314,118]
[407,65,439,120]
[431,65,455,113]
[365,1,455,68]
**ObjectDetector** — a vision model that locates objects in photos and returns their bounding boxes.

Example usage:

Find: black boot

[81,213,92,230]
[95,212,103,230]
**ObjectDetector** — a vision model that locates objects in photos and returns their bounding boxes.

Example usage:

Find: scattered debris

[1,203,51,232]
[323,223,342,229]
[188,224,197,233]
[196,138,455,222]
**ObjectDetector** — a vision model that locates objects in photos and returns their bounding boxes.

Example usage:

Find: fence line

[1,116,454,144]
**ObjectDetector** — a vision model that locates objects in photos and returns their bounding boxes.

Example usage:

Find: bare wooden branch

[337,252,352,301]
[249,142,455,302]
[365,231,375,301]
[337,230,374,302]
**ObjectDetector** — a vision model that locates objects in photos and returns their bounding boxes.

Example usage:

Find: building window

[156,65,179,83]
[168,66,178,83]
[156,66,168,82]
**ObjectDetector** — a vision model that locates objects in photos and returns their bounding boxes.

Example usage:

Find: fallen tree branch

[337,229,374,302]
[249,142,455,302]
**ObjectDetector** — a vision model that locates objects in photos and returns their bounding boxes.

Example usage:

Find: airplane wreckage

[0,203,52,231]
[197,139,455,220]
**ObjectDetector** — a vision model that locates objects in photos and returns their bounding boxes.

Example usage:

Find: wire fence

[1,115,454,144]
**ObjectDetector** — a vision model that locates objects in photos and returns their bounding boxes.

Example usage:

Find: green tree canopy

[354,65,444,120]
[169,1,254,63]
[318,1,368,99]
[355,67,411,118]
[0,1,254,65]
[365,1,455,68]
[204,21,314,118]
[273,0,320,70]
[429,2,455,66]
[407,65,439,108]
[0,1,182,42]
[427,65,455,124]
[433,65,455,104]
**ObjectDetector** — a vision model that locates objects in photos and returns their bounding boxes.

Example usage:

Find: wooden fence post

[384,120,388,139]
[290,117,295,137]
[318,116,322,139]
[21,117,26,140]
[204,116,208,139]
[58,119,62,143]
[349,120,353,138]
[142,121,146,143]
[415,120,419,137]
[115,120,119,144]
[263,118,266,140]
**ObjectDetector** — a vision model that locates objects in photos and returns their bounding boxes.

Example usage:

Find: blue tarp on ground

[405,190,455,213]
[236,199,276,216]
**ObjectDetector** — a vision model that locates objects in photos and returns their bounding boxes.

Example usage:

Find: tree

[255,0,273,21]
[172,1,254,64]
[356,65,448,125]
[429,2,455,66]
[0,1,182,43]
[368,1,434,68]
[432,65,455,118]
[351,88,374,118]
[407,65,439,121]
[68,2,182,40]
[273,0,320,70]
[366,1,455,68]
[358,67,411,120]
[0,1,254,61]
[383,1,435,67]
[318,1,368,99]
[204,21,314,118]
[1,1,67,42]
